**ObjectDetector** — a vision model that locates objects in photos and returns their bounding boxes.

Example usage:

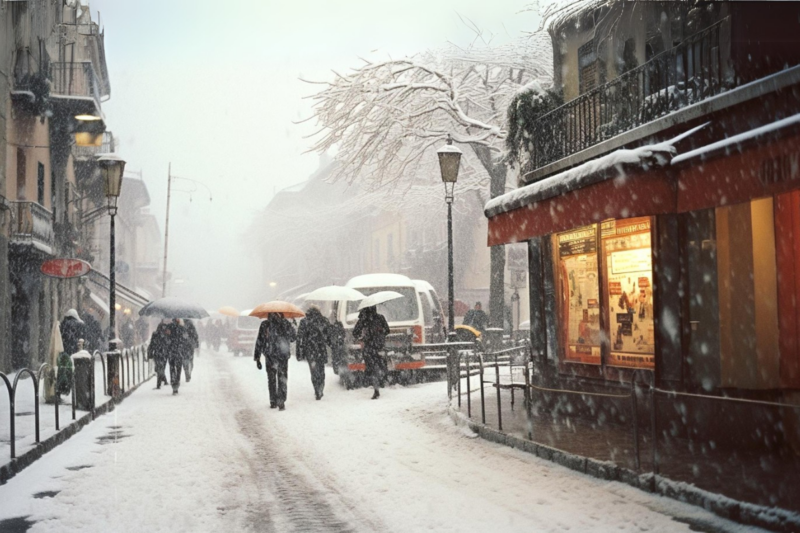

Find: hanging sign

[41,258,92,279]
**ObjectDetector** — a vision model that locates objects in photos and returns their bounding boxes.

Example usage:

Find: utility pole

[162,163,172,297]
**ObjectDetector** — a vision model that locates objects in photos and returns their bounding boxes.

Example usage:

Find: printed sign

[41,258,92,279]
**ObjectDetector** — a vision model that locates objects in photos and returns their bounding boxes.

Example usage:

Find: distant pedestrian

[147,321,170,389]
[254,313,296,410]
[60,309,85,355]
[84,312,104,352]
[327,313,346,375]
[182,319,200,381]
[135,316,149,345]
[208,319,222,351]
[352,305,389,400]
[463,302,489,334]
[297,306,331,400]
[120,318,135,348]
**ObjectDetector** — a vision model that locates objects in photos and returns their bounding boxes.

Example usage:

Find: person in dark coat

[167,319,189,394]
[120,318,135,348]
[182,319,200,381]
[84,312,104,352]
[297,306,331,400]
[147,321,170,389]
[327,313,346,375]
[60,309,85,355]
[254,312,296,410]
[462,302,489,334]
[208,319,222,351]
[352,305,390,400]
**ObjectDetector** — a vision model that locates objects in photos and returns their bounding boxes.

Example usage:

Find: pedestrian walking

[183,319,200,381]
[147,321,170,389]
[168,319,187,394]
[297,306,331,400]
[327,313,346,375]
[59,309,85,355]
[352,305,389,400]
[254,312,296,410]
[120,318,135,348]
[463,301,489,334]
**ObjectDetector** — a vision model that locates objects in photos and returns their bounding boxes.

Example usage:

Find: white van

[334,273,445,384]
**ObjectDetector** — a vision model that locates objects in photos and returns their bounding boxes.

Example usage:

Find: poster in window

[556,225,601,365]
[602,218,655,369]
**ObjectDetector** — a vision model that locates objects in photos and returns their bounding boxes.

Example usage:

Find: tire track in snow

[214,358,375,533]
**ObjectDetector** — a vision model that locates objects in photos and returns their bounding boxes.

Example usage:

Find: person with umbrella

[138,297,209,393]
[327,312,346,375]
[297,305,331,400]
[148,320,170,389]
[353,304,390,400]
[254,308,298,410]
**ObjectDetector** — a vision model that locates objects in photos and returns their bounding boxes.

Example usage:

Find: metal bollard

[106,350,122,400]
[495,358,502,431]
[466,353,472,418]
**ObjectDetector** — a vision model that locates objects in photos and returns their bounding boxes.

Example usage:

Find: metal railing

[9,201,54,249]
[72,131,115,160]
[50,61,103,105]
[1,343,151,460]
[530,19,728,170]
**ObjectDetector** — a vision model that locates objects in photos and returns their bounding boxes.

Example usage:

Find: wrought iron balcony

[50,61,103,107]
[528,20,728,173]
[10,201,54,252]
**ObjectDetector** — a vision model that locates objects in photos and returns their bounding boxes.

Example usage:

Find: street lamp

[437,134,461,333]
[97,153,125,352]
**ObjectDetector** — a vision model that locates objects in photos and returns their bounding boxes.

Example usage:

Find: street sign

[40,258,92,279]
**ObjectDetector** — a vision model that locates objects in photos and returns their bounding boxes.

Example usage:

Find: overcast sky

[87,0,542,310]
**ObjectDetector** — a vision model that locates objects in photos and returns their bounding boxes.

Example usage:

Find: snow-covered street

[0,348,767,533]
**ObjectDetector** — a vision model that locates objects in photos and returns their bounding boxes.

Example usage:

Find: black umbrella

[138,297,209,319]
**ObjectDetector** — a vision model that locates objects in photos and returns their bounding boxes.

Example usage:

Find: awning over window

[88,291,110,316]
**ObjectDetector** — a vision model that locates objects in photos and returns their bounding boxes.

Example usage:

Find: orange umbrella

[249,301,305,319]
[218,306,239,317]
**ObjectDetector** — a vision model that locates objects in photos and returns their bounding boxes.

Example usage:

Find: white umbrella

[304,285,366,302]
[358,290,404,310]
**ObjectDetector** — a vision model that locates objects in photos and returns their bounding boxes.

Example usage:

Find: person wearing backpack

[297,306,331,400]
[353,305,390,400]
[254,312,296,410]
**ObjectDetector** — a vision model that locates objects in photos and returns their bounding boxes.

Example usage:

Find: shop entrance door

[684,209,721,391]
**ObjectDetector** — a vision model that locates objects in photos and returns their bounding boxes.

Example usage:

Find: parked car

[334,273,446,388]
[228,311,260,357]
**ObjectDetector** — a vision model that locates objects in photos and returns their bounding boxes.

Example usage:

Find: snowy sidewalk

[0,349,769,532]
[1,363,113,466]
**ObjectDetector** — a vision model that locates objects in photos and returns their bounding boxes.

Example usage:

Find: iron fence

[0,343,151,460]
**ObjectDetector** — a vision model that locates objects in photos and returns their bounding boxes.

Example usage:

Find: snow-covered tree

[305,33,553,328]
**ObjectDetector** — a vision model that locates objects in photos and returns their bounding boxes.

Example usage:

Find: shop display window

[552,217,655,370]
[554,224,602,365]
[601,218,655,369]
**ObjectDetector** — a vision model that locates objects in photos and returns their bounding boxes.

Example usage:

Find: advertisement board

[602,218,655,369]
[556,225,601,365]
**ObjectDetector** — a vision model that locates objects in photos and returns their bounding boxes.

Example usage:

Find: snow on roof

[485,123,707,218]
[346,273,414,289]
[412,280,435,292]
[671,112,800,165]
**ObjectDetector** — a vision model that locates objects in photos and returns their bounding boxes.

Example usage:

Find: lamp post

[97,153,125,398]
[437,135,462,334]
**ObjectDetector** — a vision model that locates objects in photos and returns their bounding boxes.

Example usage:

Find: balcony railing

[72,131,115,160]
[10,202,54,251]
[50,61,102,105]
[529,19,729,172]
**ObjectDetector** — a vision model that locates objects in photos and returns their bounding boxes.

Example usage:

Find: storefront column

[527,237,547,366]
[654,213,683,388]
